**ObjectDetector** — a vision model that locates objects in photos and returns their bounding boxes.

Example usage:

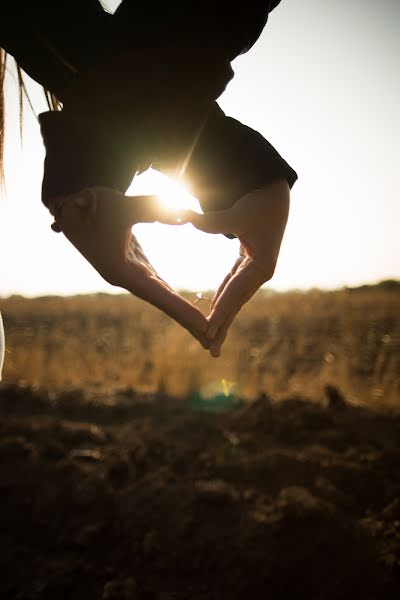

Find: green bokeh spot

[188,380,243,413]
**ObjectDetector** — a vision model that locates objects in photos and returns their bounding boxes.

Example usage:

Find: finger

[127,273,210,349]
[53,188,123,231]
[78,190,164,227]
[57,189,191,234]
[73,189,98,224]
[123,195,191,226]
[164,294,210,349]
[155,209,197,226]
[187,208,240,235]
[208,259,251,355]
[210,255,244,310]
[128,242,175,291]
[116,233,210,347]
[209,310,237,358]
[210,272,232,312]
[207,260,264,341]
[58,195,210,348]
[127,232,180,294]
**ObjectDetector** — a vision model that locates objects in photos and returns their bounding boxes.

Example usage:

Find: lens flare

[157,179,194,212]
[189,379,241,413]
[127,168,201,212]
[221,378,235,397]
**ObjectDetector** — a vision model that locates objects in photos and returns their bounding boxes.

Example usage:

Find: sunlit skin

[49,178,289,357]
[48,187,210,349]
[187,178,290,356]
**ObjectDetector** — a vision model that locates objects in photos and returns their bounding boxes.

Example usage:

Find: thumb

[123,194,165,223]
[187,208,240,235]
[124,197,195,226]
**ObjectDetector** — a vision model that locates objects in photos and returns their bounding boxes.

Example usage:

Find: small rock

[102,577,138,600]
[41,441,65,460]
[107,455,131,485]
[325,384,346,408]
[194,479,237,504]
[382,498,400,521]
[0,437,36,460]
[277,486,322,516]
[75,523,104,547]
[243,488,257,502]
[74,475,111,509]
[59,422,108,445]
[314,476,355,509]
[56,458,84,483]
[69,448,102,462]
[142,530,160,558]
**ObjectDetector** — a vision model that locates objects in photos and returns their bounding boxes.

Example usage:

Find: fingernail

[207,323,219,340]
[210,345,221,358]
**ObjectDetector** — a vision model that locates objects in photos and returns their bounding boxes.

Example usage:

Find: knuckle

[263,265,275,281]
[103,272,121,287]
[253,260,276,282]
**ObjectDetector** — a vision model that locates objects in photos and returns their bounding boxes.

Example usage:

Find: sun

[126,168,201,213]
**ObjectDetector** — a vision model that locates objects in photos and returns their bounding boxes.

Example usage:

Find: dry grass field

[1,281,399,407]
[1,283,400,599]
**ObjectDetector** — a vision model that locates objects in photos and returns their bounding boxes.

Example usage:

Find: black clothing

[2,0,297,210]
[1,1,111,100]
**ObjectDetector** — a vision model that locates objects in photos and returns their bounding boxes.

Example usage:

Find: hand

[49,186,210,348]
[187,179,290,357]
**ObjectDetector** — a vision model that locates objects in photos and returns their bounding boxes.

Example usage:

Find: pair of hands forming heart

[49,179,290,357]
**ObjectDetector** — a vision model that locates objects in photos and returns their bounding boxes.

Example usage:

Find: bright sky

[0,0,399,297]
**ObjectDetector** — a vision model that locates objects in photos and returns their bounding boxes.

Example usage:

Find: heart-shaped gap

[128,168,240,294]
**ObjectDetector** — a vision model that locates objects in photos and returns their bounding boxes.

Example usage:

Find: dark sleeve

[158,104,297,214]
[113,1,279,62]
[39,111,140,206]
[0,1,110,99]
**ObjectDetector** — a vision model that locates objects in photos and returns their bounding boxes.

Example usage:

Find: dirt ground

[0,384,399,599]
